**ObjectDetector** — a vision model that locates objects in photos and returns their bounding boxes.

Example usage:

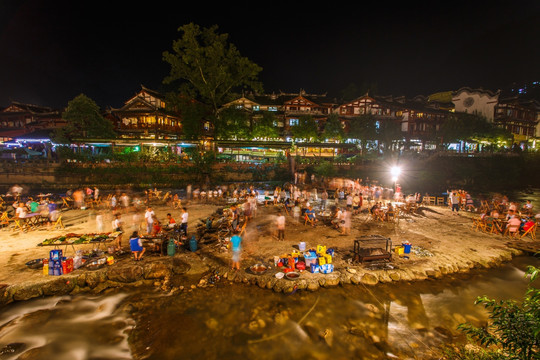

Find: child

[129,231,146,261]
[229,230,242,270]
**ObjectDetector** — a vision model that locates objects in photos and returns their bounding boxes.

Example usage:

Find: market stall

[38,231,122,255]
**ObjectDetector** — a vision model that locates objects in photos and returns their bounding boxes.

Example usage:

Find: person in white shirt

[144,207,155,234]
[180,207,189,235]
[15,203,27,219]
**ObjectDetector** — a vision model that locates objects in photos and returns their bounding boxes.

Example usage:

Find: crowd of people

[3,178,538,266]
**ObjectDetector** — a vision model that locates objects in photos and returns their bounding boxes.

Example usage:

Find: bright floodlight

[391,166,401,177]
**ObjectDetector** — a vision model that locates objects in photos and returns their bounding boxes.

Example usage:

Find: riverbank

[0,199,527,305]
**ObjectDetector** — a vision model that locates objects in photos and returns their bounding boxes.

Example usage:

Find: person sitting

[166,213,176,229]
[129,231,146,261]
[304,205,317,226]
[522,200,533,215]
[506,216,521,237]
[151,216,162,236]
[522,218,535,234]
[385,203,395,221]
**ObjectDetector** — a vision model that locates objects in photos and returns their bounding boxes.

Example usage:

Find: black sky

[0,0,539,109]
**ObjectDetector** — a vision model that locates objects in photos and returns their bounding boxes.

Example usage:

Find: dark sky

[0,0,539,109]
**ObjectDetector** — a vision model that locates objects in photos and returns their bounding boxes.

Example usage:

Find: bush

[442,266,540,360]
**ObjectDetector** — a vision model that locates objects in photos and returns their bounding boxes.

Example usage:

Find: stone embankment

[0,244,522,306]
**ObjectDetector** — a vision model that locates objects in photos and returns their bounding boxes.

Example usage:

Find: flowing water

[0,256,539,360]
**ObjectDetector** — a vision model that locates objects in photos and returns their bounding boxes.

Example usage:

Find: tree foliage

[252,111,279,139]
[54,94,116,143]
[215,107,251,140]
[322,113,344,142]
[438,113,511,146]
[348,114,378,151]
[454,266,540,360]
[166,95,210,140]
[376,119,403,151]
[162,23,263,115]
[290,115,318,141]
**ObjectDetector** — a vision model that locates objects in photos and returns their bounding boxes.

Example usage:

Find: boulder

[307,279,320,291]
[360,273,379,286]
[323,273,340,287]
[388,272,400,281]
[9,283,43,302]
[107,265,144,283]
[41,277,76,296]
[172,258,191,274]
[143,262,172,279]
[84,269,108,288]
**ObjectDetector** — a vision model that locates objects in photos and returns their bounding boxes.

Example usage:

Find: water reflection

[0,256,538,360]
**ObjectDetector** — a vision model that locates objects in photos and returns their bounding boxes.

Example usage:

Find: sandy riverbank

[0,198,525,304]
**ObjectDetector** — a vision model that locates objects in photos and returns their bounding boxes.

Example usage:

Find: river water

[0,256,538,360]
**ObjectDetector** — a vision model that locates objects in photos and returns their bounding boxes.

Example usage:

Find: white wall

[452,89,499,122]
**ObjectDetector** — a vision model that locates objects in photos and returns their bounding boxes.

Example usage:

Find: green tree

[447,266,540,360]
[167,95,211,140]
[215,107,251,140]
[290,115,318,142]
[313,161,337,178]
[252,111,279,139]
[54,94,116,143]
[322,114,345,142]
[162,23,263,116]
[376,119,403,153]
[348,114,378,153]
[438,113,511,148]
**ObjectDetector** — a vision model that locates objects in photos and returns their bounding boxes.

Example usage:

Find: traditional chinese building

[0,101,64,141]
[495,96,540,144]
[106,85,183,140]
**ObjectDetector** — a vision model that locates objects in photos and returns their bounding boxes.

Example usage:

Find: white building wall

[452,88,499,122]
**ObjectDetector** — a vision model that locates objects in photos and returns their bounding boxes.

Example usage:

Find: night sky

[0,0,539,109]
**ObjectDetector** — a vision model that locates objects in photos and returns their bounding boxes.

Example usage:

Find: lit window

[269,107,277,111]
[253,105,260,111]
[289,118,299,126]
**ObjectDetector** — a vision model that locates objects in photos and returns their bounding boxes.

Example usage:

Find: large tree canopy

[438,112,511,146]
[163,23,263,115]
[290,115,318,142]
[54,94,116,143]
[215,107,251,140]
[252,111,279,139]
[322,113,345,142]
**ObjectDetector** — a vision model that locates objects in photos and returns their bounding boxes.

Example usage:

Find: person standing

[449,191,460,215]
[180,207,189,236]
[229,230,242,270]
[352,193,361,215]
[112,213,124,250]
[144,206,155,234]
[186,184,192,201]
[276,211,286,241]
[320,189,328,210]
[341,207,352,235]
